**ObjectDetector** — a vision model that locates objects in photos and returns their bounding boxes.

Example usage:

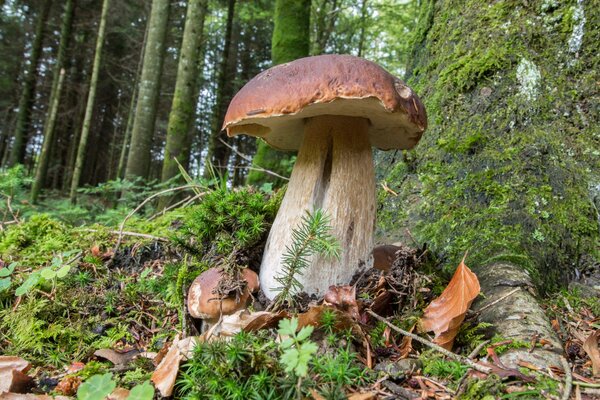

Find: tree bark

[69,0,110,202]
[246,0,310,187]
[379,0,599,367]
[159,0,208,201]
[31,0,75,203]
[204,0,236,177]
[8,0,52,166]
[124,0,170,181]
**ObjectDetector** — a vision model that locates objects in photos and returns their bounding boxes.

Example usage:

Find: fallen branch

[561,356,572,400]
[475,287,520,314]
[367,310,491,374]
[219,138,290,181]
[80,228,167,242]
[112,184,204,255]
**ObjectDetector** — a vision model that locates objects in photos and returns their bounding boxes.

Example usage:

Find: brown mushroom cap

[223,54,427,151]
[187,268,259,320]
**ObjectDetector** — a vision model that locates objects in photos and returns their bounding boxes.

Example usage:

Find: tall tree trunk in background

[69,0,110,202]
[116,21,149,181]
[204,0,236,177]
[124,0,170,181]
[246,0,310,187]
[8,0,52,166]
[31,0,75,203]
[356,0,368,57]
[159,0,208,204]
[378,0,599,367]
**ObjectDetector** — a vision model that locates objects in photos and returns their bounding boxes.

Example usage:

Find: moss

[378,0,600,291]
[459,375,504,400]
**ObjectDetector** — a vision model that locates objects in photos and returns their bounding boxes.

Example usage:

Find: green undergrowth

[177,320,373,400]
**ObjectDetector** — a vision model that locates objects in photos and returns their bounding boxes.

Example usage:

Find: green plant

[271,209,340,309]
[77,373,116,400]
[0,262,17,292]
[14,249,80,296]
[278,318,318,378]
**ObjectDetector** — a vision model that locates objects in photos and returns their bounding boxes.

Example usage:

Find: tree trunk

[246,0,310,187]
[31,0,75,203]
[204,0,236,177]
[124,0,170,181]
[8,0,52,166]
[379,0,599,367]
[69,0,110,202]
[159,0,208,203]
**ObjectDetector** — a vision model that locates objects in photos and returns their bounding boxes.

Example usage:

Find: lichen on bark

[377,0,600,291]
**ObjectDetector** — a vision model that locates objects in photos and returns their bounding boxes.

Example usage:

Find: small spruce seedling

[271,209,340,310]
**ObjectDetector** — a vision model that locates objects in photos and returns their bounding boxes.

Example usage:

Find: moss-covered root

[473,262,562,369]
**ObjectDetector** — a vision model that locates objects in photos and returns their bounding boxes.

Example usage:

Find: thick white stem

[260,115,375,299]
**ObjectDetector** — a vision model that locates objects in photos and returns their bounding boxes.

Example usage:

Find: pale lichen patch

[516,58,541,102]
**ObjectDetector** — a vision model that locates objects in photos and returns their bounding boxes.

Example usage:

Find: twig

[561,356,572,400]
[112,184,203,255]
[468,340,490,359]
[79,228,167,242]
[476,288,520,314]
[559,294,575,314]
[219,138,290,181]
[367,310,492,374]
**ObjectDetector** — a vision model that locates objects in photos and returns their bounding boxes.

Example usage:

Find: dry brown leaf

[54,376,81,396]
[347,392,378,400]
[419,256,480,350]
[324,285,360,320]
[243,311,289,332]
[93,349,139,368]
[151,335,183,397]
[582,329,600,377]
[107,388,130,400]
[309,388,326,400]
[372,244,402,272]
[0,357,33,395]
[0,395,70,400]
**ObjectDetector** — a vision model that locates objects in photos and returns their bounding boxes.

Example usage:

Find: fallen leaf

[91,245,101,257]
[324,285,360,320]
[66,362,86,374]
[582,329,600,376]
[94,349,140,369]
[243,311,289,332]
[309,388,326,400]
[54,375,81,396]
[151,337,182,398]
[0,395,70,400]
[419,255,480,350]
[372,244,402,272]
[106,388,130,400]
[347,392,377,400]
[0,357,33,394]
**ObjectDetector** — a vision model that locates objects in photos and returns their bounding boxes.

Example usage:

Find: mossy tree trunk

[378,0,599,366]
[205,0,237,177]
[31,0,75,203]
[159,0,208,205]
[69,0,110,202]
[124,0,170,181]
[246,0,311,187]
[8,0,52,167]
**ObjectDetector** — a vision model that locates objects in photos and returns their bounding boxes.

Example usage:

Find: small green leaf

[77,373,116,400]
[295,325,314,342]
[15,273,40,296]
[277,318,298,336]
[0,268,11,278]
[127,381,154,400]
[280,338,294,350]
[139,267,151,279]
[280,348,299,374]
[56,265,71,279]
[0,278,11,292]
[40,267,56,280]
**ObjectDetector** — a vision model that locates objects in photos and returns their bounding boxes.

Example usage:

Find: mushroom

[187,267,260,326]
[223,54,427,299]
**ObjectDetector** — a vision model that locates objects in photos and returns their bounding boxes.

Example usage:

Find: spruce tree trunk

[379,0,599,367]
[159,0,208,198]
[69,0,110,202]
[124,0,170,181]
[246,0,310,187]
[8,0,52,166]
[204,0,236,176]
[31,0,75,203]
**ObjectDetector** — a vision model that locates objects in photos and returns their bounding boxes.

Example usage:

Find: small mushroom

[223,54,427,299]
[187,268,259,326]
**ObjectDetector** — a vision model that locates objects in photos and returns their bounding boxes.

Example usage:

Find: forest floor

[0,169,598,400]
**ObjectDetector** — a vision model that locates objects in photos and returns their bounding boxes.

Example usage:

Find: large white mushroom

[223,54,427,299]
